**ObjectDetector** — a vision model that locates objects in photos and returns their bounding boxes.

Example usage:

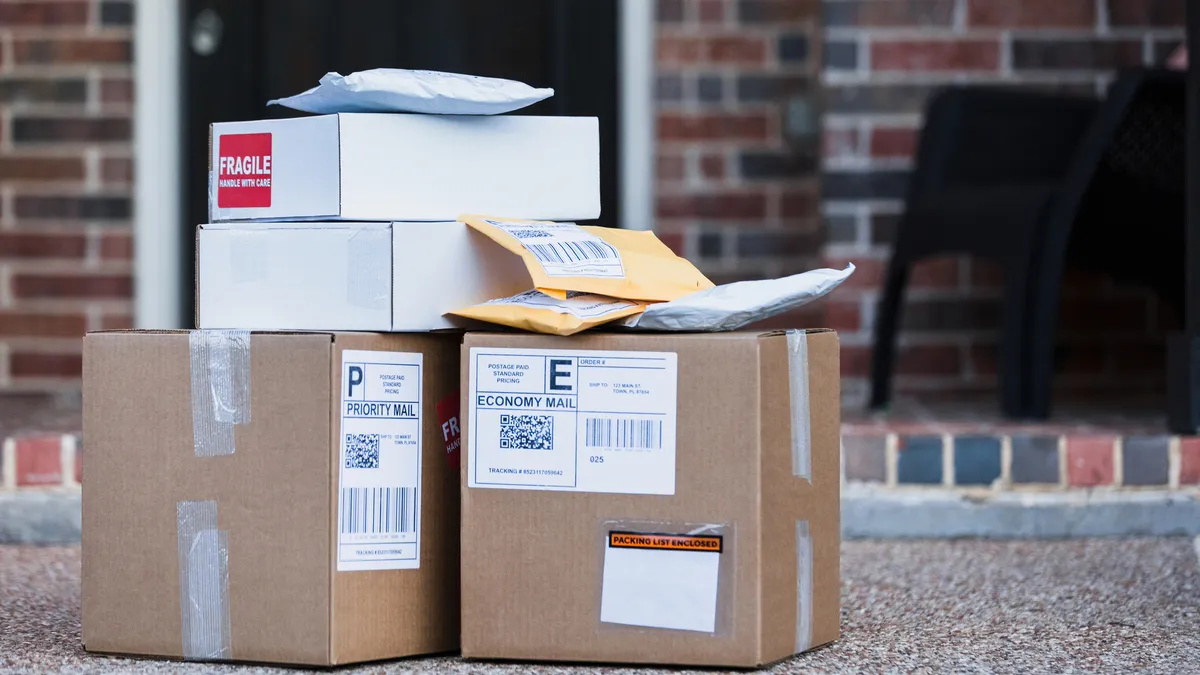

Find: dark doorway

[182,0,621,320]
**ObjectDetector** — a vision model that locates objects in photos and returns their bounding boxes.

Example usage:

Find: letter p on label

[217,133,272,208]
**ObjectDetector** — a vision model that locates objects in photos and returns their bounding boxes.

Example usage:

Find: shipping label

[601,528,723,633]
[337,350,422,571]
[485,219,625,279]
[467,347,677,494]
[482,290,639,319]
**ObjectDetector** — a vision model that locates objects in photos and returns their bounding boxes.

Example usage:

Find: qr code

[499,414,554,450]
[345,433,380,468]
[507,229,553,239]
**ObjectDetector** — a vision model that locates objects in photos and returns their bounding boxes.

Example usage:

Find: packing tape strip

[177,500,232,660]
[189,330,251,457]
[795,520,813,654]
[786,330,812,481]
[346,228,390,311]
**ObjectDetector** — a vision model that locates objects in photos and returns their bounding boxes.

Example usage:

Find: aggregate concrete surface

[2,539,1198,674]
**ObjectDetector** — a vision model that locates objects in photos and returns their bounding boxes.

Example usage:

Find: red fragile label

[217,133,272,208]
[436,391,461,471]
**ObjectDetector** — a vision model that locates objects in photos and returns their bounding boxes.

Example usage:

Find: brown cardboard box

[460,329,840,668]
[82,330,461,666]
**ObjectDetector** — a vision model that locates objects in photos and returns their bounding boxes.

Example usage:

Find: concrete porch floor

[2,538,1197,674]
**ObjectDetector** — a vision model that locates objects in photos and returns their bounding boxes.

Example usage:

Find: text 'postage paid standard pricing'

[467,347,678,494]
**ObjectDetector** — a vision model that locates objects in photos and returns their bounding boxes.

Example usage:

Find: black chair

[870,86,1099,417]
[872,70,1186,418]
[1024,70,1185,418]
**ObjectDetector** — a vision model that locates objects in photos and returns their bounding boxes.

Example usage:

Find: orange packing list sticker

[608,531,724,554]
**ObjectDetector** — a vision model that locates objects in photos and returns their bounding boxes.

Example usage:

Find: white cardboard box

[209,113,600,222]
[196,222,531,331]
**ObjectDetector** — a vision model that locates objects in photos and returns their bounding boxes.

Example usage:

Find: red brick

[657,232,685,256]
[0,312,86,338]
[969,259,1005,289]
[13,435,64,486]
[842,343,961,377]
[101,313,133,330]
[1066,435,1115,487]
[100,78,134,104]
[1180,438,1200,485]
[970,344,997,376]
[13,274,132,299]
[657,153,685,182]
[871,39,1001,72]
[11,352,82,378]
[825,256,883,289]
[870,126,919,159]
[823,127,861,161]
[910,256,960,289]
[13,38,131,64]
[967,0,1095,27]
[657,191,767,219]
[0,157,85,182]
[707,35,767,64]
[0,1,88,26]
[826,300,861,332]
[698,0,727,22]
[781,188,818,218]
[99,233,133,259]
[0,233,86,259]
[101,157,133,183]
[657,36,703,64]
[658,112,770,142]
[747,304,825,331]
[1107,0,1185,27]
[699,153,725,179]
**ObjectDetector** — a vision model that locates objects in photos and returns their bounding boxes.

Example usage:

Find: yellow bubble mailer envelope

[460,215,713,302]
[451,290,645,336]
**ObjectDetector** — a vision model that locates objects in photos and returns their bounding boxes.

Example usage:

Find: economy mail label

[468,347,677,494]
[337,350,422,571]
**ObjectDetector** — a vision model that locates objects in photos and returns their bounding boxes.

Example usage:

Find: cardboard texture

[82,331,460,666]
[459,330,840,668]
[196,222,529,331]
[208,114,599,222]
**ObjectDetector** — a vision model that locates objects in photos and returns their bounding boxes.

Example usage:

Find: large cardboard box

[196,222,528,331]
[83,330,462,665]
[209,114,599,222]
[459,330,840,667]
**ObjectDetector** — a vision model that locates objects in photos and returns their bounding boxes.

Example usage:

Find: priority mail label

[467,347,677,494]
[336,350,422,571]
[217,133,272,208]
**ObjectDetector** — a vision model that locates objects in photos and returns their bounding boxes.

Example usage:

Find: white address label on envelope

[599,531,723,633]
[467,347,677,495]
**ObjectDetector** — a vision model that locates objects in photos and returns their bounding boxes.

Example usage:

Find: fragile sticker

[436,390,461,471]
[217,133,272,208]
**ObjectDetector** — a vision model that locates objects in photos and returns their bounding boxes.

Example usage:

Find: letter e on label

[217,133,272,208]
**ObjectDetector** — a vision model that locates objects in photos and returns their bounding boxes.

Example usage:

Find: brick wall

[0,0,134,389]
[654,0,824,295]
[820,0,1186,406]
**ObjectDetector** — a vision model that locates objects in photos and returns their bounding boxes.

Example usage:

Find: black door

[182,0,620,320]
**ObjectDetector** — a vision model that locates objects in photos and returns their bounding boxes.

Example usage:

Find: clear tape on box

[795,520,813,654]
[189,330,251,457]
[346,228,391,311]
[787,330,812,482]
[177,500,232,660]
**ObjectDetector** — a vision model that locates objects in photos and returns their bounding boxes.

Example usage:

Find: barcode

[507,229,553,239]
[339,487,416,534]
[584,418,663,450]
[526,240,619,266]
